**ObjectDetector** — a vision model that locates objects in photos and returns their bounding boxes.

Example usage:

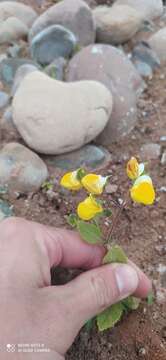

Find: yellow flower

[130,175,155,205]
[77,195,103,220]
[60,170,82,191]
[127,157,144,180]
[81,174,108,195]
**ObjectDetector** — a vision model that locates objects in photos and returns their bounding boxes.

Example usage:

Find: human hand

[0,217,151,359]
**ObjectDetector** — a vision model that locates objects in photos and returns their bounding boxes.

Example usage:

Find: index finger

[42,226,106,269]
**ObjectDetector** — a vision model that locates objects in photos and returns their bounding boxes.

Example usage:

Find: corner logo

[6,344,16,352]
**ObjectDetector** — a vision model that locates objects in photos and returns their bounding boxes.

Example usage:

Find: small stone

[0,142,48,193]
[160,135,166,142]
[45,57,67,81]
[162,327,166,339]
[142,111,148,118]
[0,91,9,109]
[0,185,7,195]
[93,4,143,44]
[148,27,166,64]
[118,198,123,205]
[46,190,59,201]
[140,143,161,160]
[132,42,160,70]
[12,71,113,155]
[0,58,40,86]
[0,53,7,64]
[0,199,13,222]
[0,1,37,27]
[45,144,111,170]
[0,17,28,44]
[138,347,146,356]
[7,43,23,58]
[155,245,166,256]
[159,74,165,80]
[11,64,38,96]
[116,0,163,21]
[30,25,77,66]
[156,287,166,305]
[161,150,166,165]
[105,184,118,194]
[1,106,20,141]
[29,0,95,47]
[3,106,13,123]
[133,60,153,78]
[159,186,166,193]
[157,263,166,275]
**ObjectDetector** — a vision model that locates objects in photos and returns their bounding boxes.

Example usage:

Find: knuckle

[90,274,114,311]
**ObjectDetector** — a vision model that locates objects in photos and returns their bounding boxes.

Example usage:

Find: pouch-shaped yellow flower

[130,175,155,205]
[77,195,103,220]
[81,174,108,195]
[60,170,82,191]
[127,157,144,180]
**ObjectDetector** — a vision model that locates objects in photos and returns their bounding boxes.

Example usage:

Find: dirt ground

[0,1,166,359]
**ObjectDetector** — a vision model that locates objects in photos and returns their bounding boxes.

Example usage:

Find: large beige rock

[12,71,113,155]
[0,17,28,44]
[93,4,143,44]
[148,28,166,64]
[29,0,95,46]
[0,1,37,27]
[116,0,163,21]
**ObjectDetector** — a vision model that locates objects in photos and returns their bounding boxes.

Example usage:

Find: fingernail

[115,264,139,299]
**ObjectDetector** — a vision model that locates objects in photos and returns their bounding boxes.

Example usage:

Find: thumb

[42,263,141,355]
[60,263,139,328]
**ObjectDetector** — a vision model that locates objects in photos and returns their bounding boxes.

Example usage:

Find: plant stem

[109,198,121,209]
[106,194,130,243]
[93,217,100,230]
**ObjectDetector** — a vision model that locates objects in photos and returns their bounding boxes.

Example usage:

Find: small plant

[49,67,57,79]
[41,180,54,191]
[60,157,155,331]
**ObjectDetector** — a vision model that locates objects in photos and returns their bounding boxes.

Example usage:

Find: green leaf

[103,209,112,217]
[67,214,78,228]
[50,67,57,79]
[76,168,86,181]
[147,292,155,305]
[103,245,128,265]
[42,181,53,191]
[74,43,82,54]
[97,303,124,331]
[122,296,140,311]
[77,220,102,245]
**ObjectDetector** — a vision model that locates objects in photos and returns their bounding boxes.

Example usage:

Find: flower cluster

[126,157,155,205]
[60,157,155,222]
[61,170,107,220]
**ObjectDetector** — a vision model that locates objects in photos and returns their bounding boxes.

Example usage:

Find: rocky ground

[0,0,165,359]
